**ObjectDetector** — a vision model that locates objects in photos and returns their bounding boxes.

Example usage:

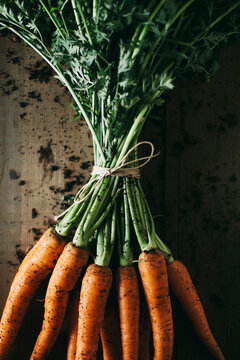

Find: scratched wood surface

[0,32,240,359]
[0,33,93,359]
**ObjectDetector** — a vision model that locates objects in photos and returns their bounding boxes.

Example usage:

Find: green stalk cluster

[55,104,173,266]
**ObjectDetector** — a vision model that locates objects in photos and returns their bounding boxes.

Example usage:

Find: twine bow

[55,141,159,220]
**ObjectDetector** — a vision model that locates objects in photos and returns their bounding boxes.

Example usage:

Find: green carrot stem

[125,178,148,250]
[138,182,156,242]
[55,202,84,236]
[209,1,240,30]
[81,176,113,232]
[131,0,167,61]
[72,0,93,45]
[119,193,125,240]
[73,188,121,247]
[55,175,98,236]
[123,185,131,248]
[155,234,173,263]
[38,0,66,39]
[118,186,133,267]
[71,179,107,245]
[134,182,147,230]
[71,0,83,37]
[116,105,150,165]
[84,188,121,240]
[95,207,116,267]
[93,0,98,18]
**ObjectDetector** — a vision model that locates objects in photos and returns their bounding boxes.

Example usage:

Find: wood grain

[0,34,93,359]
[165,42,240,360]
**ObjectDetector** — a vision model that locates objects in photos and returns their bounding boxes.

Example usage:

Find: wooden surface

[0,33,240,359]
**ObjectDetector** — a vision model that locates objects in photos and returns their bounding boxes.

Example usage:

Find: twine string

[54,141,159,220]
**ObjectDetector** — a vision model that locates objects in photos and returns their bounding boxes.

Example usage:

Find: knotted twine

[55,141,159,220]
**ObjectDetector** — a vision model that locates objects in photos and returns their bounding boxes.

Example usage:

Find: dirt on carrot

[30,242,88,360]
[116,265,140,360]
[76,264,112,360]
[138,250,173,360]
[0,228,67,360]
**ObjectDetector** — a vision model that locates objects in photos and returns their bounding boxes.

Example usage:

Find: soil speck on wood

[8,56,21,65]
[19,112,27,120]
[0,74,18,95]
[7,260,18,267]
[50,165,59,172]
[27,60,53,83]
[31,228,43,241]
[18,180,26,186]
[38,142,54,163]
[9,169,19,179]
[28,91,42,102]
[69,155,80,162]
[19,102,28,108]
[15,244,26,263]
[32,208,38,218]
[81,161,91,170]
[37,141,54,181]
[63,168,73,178]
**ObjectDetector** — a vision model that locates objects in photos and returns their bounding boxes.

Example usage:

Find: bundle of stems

[0,1,240,359]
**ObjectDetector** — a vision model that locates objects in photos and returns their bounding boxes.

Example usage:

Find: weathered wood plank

[165,42,240,359]
[0,34,93,359]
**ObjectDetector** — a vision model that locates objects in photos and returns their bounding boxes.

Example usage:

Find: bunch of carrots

[0,227,225,360]
[1,0,240,359]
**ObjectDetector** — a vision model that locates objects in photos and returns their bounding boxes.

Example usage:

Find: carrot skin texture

[168,260,225,360]
[100,304,122,360]
[0,228,66,360]
[67,288,80,360]
[139,291,151,360]
[30,242,88,360]
[116,265,139,360]
[138,250,173,360]
[76,264,112,360]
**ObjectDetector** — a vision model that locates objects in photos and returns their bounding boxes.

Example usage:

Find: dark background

[0,33,240,359]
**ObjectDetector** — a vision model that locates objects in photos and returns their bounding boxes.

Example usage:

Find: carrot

[116,265,139,360]
[0,228,66,360]
[138,250,173,360]
[168,259,225,360]
[67,288,80,360]
[76,264,112,360]
[139,290,151,360]
[30,242,88,360]
[100,303,122,360]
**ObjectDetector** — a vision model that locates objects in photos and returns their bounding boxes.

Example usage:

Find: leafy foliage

[0,0,240,160]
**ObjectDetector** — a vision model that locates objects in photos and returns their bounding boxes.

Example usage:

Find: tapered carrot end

[168,260,225,360]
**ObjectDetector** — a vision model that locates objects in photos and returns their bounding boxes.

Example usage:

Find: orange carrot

[138,250,173,360]
[0,228,66,360]
[100,303,122,360]
[67,288,80,360]
[76,264,112,360]
[116,265,139,360]
[139,290,151,360]
[30,242,88,360]
[168,260,225,360]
